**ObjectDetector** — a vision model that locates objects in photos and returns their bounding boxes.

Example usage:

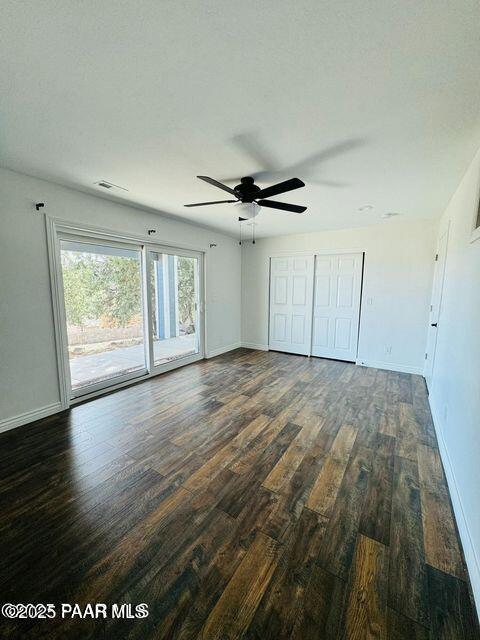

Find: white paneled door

[268,256,315,355]
[311,253,363,361]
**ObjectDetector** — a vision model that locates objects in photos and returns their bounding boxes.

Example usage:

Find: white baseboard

[241,342,269,351]
[429,397,480,621]
[0,402,64,434]
[205,342,242,359]
[356,359,424,375]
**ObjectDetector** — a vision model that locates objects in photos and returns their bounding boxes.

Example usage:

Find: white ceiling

[1,1,480,238]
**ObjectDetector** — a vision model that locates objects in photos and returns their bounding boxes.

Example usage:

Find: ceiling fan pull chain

[252,222,255,245]
[239,220,242,245]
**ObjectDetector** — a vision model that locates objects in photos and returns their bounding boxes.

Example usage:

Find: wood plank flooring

[0,348,478,639]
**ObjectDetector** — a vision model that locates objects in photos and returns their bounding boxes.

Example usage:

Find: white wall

[241,219,436,374]
[428,147,480,610]
[0,168,241,427]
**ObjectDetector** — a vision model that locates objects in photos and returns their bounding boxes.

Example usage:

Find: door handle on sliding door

[431,323,438,327]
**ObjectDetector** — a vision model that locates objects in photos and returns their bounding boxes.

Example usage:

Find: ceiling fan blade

[197,176,237,196]
[184,199,237,207]
[257,199,307,213]
[256,177,305,199]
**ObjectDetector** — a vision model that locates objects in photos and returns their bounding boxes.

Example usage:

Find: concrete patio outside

[70,334,197,389]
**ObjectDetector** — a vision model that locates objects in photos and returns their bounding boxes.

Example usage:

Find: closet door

[268,256,314,355]
[311,253,363,362]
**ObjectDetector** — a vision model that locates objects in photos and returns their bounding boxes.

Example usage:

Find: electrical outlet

[385,346,392,355]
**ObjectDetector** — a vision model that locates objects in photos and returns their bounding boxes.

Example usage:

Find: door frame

[424,222,450,390]
[45,216,205,409]
[267,248,366,360]
[144,243,204,377]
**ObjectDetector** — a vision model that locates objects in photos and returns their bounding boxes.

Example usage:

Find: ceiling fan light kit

[236,201,260,220]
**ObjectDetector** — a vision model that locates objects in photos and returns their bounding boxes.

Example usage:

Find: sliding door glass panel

[60,239,146,394]
[149,252,199,366]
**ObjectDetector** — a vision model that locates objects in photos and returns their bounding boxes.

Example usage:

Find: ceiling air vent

[94,180,129,192]
[382,212,401,219]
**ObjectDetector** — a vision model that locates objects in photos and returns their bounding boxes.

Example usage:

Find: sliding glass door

[148,250,200,368]
[57,233,203,400]
[60,239,147,396]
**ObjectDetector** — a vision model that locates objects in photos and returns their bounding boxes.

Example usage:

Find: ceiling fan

[184,175,307,220]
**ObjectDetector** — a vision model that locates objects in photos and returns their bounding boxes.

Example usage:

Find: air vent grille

[94,180,129,192]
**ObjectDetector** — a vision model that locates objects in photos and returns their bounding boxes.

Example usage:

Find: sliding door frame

[45,217,205,409]
[59,235,149,400]
[144,243,205,376]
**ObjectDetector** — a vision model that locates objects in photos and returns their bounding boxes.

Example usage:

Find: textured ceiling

[1,1,480,237]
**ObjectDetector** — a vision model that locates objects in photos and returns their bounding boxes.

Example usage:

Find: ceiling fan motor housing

[234,176,261,202]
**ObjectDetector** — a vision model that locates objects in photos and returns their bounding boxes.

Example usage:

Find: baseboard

[205,342,242,359]
[429,397,480,621]
[240,342,269,351]
[356,359,424,375]
[0,402,64,434]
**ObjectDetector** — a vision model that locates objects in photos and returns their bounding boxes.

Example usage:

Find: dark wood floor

[1,349,479,639]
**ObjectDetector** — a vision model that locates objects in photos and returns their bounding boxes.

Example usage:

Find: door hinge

[435,253,439,261]
[430,304,433,311]
[425,353,428,360]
